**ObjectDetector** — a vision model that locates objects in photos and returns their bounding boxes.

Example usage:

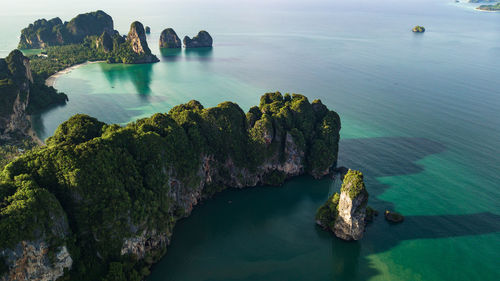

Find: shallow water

[1,0,499,280]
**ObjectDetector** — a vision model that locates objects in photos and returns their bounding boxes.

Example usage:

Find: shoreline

[45,60,105,88]
[475,8,500,12]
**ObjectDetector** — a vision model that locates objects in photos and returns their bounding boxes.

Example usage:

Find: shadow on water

[322,212,500,281]
[184,47,214,62]
[99,63,154,97]
[159,48,182,62]
[30,103,69,141]
[338,137,446,205]
[325,137,500,280]
[148,137,500,281]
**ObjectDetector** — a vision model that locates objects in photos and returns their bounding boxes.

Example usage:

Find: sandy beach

[45,61,104,88]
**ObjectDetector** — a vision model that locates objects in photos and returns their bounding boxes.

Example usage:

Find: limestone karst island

[1,1,499,281]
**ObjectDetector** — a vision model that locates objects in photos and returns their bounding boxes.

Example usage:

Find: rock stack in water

[316,169,369,240]
[183,30,213,48]
[159,28,182,48]
[127,21,159,63]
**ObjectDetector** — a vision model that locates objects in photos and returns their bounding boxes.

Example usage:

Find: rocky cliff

[19,11,114,49]
[316,169,368,240]
[159,28,182,48]
[0,50,33,141]
[183,31,213,48]
[126,22,159,63]
[0,50,67,143]
[0,92,340,280]
[95,31,114,53]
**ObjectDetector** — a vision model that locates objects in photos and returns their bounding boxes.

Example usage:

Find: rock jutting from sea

[316,169,369,240]
[412,26,426,33]
[0,92,341,281]
[159,28,182,48]
[184,30,213,48]
[126,21,159,63]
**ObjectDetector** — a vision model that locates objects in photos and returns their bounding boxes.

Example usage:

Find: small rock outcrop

[316,169,369,241]
[412,26,425,33]
[183,30,213,48]
[159,28,182,48]
[145,26,151,34]
[126,21,159,63]
[385,210,404,223]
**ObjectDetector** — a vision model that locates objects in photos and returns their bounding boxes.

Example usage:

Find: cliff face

[126,22,159,63]
[18,11,114,49]
[0,93,340,280]
[0,50,67,143]
[316,169,368,241]
[95,31,114,53]
[159,28,182,48]
[0,50,33,141]
[183,31,213,48]
[0,242,72,281]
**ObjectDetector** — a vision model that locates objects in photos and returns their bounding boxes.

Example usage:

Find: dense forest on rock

[0,92,341,281]
[20,11,159,79]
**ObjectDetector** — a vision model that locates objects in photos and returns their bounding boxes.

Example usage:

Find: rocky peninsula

[0,92,341,281]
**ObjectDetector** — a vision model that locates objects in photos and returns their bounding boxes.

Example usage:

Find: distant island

[0,50,68,166]
[19,10,159,79]
[412,26,426,33]
[0,10,217,171]
[477,2,500,10]
[0,92,342,281]
[468,0,497,3]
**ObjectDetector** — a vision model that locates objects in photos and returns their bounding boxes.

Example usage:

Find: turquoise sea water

[1,0,499,280]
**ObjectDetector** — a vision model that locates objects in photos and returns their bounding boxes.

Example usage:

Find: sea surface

[1,0,499,280]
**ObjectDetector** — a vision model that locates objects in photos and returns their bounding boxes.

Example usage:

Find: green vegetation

[412,26,426,33]
[20,11,158,79]
[0,141,36,170]
[28,34,154,79]
[0,92,340,280]
[477,3,500,10]
[315,192,340,230]
[18,11,113,49]
[341,169,367,200]
[0,49,67,172]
